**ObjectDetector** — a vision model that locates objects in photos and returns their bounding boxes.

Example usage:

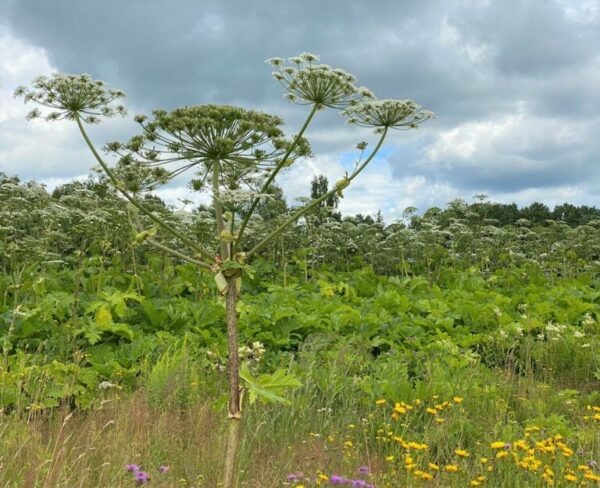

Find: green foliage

[239,363,301,405]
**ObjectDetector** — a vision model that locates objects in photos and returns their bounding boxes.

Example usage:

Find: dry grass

[0,389,342,488]
[0,391,223,487]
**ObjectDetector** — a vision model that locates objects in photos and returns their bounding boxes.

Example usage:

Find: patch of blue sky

[339,141,427,174]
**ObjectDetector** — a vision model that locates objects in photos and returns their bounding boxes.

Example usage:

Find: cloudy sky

[0,0,599,220]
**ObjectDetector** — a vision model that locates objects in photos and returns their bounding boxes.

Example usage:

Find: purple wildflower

[358,466,370,475]
[135,471,150,484]
[158,465,170,473]
[287,473,303,482]
[351,480,368,488]
[330,475,349,485]
[125,464,140,472]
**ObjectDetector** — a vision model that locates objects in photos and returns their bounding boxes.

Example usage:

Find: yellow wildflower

[561,447,574,457]
[514,440,528,450]
[453,396,463,404]
[407,441,429,451]
[428,463,439,471]
[394,403,407,414]
[490,441,506,449]
[455,449,469,457]
[375,399,386,406]
[445,464,459,472]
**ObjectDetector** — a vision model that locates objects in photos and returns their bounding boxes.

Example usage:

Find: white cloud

[0,28,93,178]
[426,108,593,171]
[0,28,147,180]
[557,0,600,24]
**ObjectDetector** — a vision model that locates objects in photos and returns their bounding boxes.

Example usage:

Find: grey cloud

[1,0,599,209]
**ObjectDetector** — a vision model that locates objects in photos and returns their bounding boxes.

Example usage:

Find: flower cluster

[238,341,266,364]
[125,463,169,485]
[266,53,374,109]
[343,99,434,133]
[15,73,126,124]
[285,466,374,487]
[373,397,600,485]
[105,105,310,188]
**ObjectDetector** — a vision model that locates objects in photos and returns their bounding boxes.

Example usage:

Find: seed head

[343,99,434,132]
[267,53,373,110]
[15,73,126,124]
[105,105,310,188]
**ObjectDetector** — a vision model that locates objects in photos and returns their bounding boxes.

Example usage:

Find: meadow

[2,174,600,487]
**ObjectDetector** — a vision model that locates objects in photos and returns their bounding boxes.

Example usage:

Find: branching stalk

[75,115,214,263]
[246,127,388,258]
[234,104,318,249]
[146,238,213,269]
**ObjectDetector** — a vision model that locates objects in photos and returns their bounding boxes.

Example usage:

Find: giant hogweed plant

[17,53,433,486]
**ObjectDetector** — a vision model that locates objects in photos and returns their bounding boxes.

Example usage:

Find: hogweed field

[2,52,600,486]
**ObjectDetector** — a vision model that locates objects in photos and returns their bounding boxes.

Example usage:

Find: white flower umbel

[343,99,435,133]
[267,52,374,109]
[15,73,126,124]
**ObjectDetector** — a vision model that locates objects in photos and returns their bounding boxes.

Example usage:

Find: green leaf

[239,363,302,405]
[95,305,112,326]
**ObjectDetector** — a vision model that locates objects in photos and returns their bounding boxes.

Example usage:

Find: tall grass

[2,335,599,487]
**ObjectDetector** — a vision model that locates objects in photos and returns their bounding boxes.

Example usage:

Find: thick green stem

[223,417,242,488]
[212,160,229,260]
[234,104,318,250]
[246,128,388,258]
[75,116,214,263]
[223,274,242,488]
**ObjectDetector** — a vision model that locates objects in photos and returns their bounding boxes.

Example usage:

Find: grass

[1,337,600,487]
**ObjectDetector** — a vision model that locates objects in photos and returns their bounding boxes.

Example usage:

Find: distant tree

[520,202,551,225]
[310,175,341,222]
[552,203,600,226]
[485,202,520,226]
[248,183,288,222]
